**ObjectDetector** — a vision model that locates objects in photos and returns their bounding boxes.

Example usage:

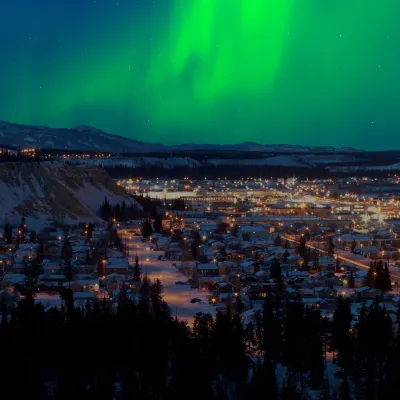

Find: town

[1,173,400,397]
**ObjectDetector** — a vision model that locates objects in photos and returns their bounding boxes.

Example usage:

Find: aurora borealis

[1,0,399,149]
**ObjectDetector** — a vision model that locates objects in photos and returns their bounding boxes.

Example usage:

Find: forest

[2,282,400,399]
[103,164,397,180]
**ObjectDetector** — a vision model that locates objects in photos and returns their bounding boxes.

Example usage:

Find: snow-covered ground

[207,156,308,168]
[126,236,216,325]
[299,154,366,166]
[65,157,201,169]
[329,162,400,172]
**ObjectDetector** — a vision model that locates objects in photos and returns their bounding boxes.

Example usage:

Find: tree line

[103,164,399,180]
[99,196,186,222]
[1,280,400,399]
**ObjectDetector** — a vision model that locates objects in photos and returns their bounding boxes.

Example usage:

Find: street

[120,233,216,325]
[285,236,400,284]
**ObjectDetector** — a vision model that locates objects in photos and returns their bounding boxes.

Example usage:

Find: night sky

[1,0,399,149]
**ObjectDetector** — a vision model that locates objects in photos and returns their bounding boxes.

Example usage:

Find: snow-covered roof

[197,262,219,270]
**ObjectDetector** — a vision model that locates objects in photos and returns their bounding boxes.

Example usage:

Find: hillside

[0,120,362,154]
[0,121,163,153]
[0,162,140,228]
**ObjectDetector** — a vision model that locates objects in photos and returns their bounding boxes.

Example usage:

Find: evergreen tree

[100,196,112,221]
[306,306,325,388]
[262,297,281,364]
[270,259,283,293]
[151,278,164,312]
[139,274,151,301]
[190,231,201,259]
[232,223,239,237]
[274,234,282,247]
[141,219,153,238]
[3,223,12,244]
[19,216,27,241]
[29,230,37,243]
[283,248,290,263]
[348,273,355,289]
[62,239,73,263]
[298,235,307,259]
[378,262,392,292]
[37,240,44,261]
[328,236,335,256]
[133,254,141,281]
[253,259,260,274]
[153,215,163,233]
[281,373,301,400]
[331,296,353,370]
[339,375,352,400]
[365,262,377,288]
[234,294,244,314]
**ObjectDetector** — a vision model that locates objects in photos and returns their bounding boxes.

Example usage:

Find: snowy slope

[328,163,400,172]
[0,121,163,152]
[207,156,309,168]
[65,157,201,168]
[299,154,367,166]
[0,163,141,226]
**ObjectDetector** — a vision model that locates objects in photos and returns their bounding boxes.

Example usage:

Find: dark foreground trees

[0,288,399,399]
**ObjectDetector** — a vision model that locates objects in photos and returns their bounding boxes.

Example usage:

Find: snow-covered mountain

[0,121,164,153]
[0,162,141,228]
[0,121,362,153]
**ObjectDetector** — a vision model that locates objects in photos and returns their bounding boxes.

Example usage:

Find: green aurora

[0,0,399,149]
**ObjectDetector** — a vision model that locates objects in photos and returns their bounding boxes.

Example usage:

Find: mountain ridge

[0,120,362,153]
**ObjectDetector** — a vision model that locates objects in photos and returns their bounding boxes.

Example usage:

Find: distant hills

[0,121,164,153]
[0,120,362,154]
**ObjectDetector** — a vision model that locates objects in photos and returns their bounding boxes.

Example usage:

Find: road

[118,232,216,325]
[285,236,400,284]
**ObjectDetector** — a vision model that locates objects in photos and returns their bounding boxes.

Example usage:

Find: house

[219,292,234,303]
[12,257,30,274]
[0,254,13,270]
[105,258,129,275]
[4,273,26,286]
[35,293,63,311]
[214,281,235,296]
[0,288,17,307]
[198,276,226,290]
[197,262,220,277]
[165,248,185,261]
[155,237,170,250]
[248,283,278,301]
[301,297,329,310]
[102,274,126,291]
[38,274,66,286]
[64,280,99,292]
[286,254,300,266]
[314,287,334,299]
[240,309,257,326]
[44,242,62,258]
[288,271,310,279]
[240,225,274,242]
[355,286,381,299]
[285,287,300,299]
[73,292,98,307]
[42,259,64,275]
[262,256,279,270]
